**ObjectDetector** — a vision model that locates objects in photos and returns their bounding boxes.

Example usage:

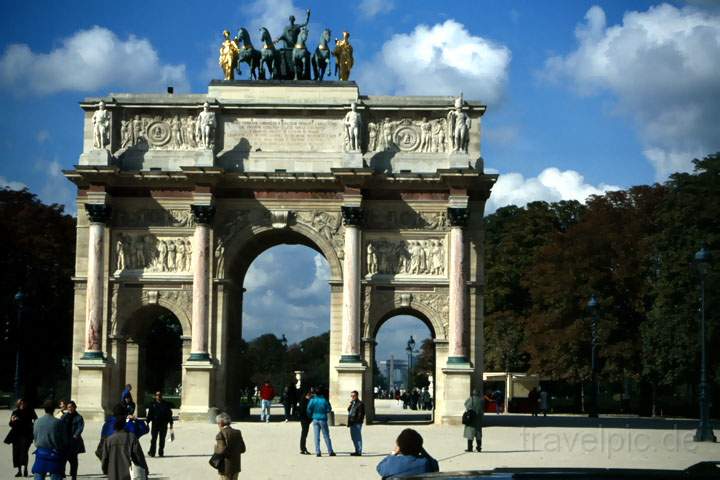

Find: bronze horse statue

[259,27,278,80]
[311,28,331,81]
[292,26,311,80]
[236,27,261,80]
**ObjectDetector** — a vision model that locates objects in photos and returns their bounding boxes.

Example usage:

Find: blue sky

[1,0,718,360]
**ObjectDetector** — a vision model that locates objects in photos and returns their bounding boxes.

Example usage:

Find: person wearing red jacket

[259,381,275,423]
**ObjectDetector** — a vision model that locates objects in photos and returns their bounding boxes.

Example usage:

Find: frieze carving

[219,209,345,260]
[367,117,448,153]
[362,288,449,339]
[121,113,199,151]
[114,233,192,274]
[365,210,448,231]
[113,208,195,228]
[366,239,446,276]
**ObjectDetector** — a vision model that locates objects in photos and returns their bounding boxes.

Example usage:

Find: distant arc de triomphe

[65,81,497,424]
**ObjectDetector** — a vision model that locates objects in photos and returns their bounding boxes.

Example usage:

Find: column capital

[191,204,216,225]
[447,207,469,227]
[341,206,364,227]
[85,203,112,224]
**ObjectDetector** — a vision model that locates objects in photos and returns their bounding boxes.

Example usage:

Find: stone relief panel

[119,111,212,151]
[113,208,195,228]
[365,209,448,231]
[366,239,446,277]
[224,118,343,153]
[113,233,192,274]
[367,117,448,153]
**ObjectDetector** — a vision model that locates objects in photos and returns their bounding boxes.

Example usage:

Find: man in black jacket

[147,391,174,457]
[347,390,365,456]
[298,389,313,455]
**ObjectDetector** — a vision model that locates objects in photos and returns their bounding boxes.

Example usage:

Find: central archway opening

[373,312,436,424]
[224,228,333,420]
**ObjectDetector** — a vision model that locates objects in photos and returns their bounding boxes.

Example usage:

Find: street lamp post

[13,291,25,402]
[587,295,599,419]
[693,246,716,442]
[406,336,416,391]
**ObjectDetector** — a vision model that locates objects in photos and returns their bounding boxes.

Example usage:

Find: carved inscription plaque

[225,118,343,152]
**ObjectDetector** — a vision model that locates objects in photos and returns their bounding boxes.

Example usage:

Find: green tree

[0,189,75,404]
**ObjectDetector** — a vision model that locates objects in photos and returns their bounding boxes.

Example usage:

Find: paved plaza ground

[2,400,718,479]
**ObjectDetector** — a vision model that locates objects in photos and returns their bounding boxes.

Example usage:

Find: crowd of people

[5,380,541,479]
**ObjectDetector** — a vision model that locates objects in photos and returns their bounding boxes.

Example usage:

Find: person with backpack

[463,389,483,452]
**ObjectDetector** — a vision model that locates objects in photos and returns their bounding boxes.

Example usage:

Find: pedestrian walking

[259,381,275,423]
[281,384,296,422]
[61,401,85,480]
[528,387,539,417]
[539,388,549,416]
[120,385,136,416]
[376,428,439,478]
[146,391,174,457]
[463,389,483,452]
[32,400,66,480]
[306,387,335,457]
[5,398,36,478]
[298,390,313,455]
[101,417,148,480]
[347,390,365,456]
[213,413,246,480]
[492,388,504,414]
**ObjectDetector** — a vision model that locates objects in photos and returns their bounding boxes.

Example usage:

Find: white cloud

[0,176,27,191]
[247,0,307,41]
[33,157,74,210]
[486,167,622,213]
[0,26,189,95]
[359,20,511,103]
[359,0,395,18]
[543,4,720,179]
[36,130,50,144]
[288,253,330,299]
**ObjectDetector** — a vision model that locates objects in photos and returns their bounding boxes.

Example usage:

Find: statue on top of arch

[218,7,355,82]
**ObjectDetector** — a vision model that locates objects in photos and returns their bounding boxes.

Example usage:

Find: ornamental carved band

[85,203,112,223]
[341,206,363,227]
[191,204,216,225]
[447,207,469,227]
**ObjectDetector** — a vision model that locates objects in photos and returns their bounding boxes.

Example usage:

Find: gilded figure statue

[219,29,240,80]
[333,31,354,81]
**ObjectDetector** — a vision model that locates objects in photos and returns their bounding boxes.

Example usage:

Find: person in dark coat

[281,384,296,422]
[463,389,483,452]
[102,418,148,480]
[214,412,246,480]
[146,391,174,457]
[62,401,85,480]
[6,398,36,478]
[528,387,540,416]
[298,390,313,454]
[347,390,365,456]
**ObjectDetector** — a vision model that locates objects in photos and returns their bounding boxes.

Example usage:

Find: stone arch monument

[65,81,497,423]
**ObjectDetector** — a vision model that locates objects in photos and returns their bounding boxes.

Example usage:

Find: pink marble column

[189,205,214,361]
[83,204,111,359]
[340,206,363,363]
[447,207,469,364]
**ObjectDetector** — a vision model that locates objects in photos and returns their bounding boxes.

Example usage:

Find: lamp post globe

[587,294,599,419]
[693,246,715,442]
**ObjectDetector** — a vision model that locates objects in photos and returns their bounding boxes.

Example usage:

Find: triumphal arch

[65,79,496,424]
